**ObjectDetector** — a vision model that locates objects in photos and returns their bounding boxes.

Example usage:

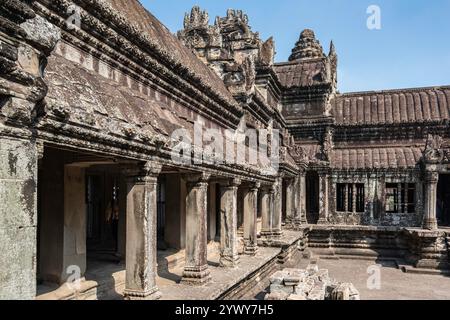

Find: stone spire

[183,6,209,30]
[329,40,336,57]
[288,29,325,62]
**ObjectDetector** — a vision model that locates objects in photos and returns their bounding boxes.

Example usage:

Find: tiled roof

[46,54,192,137]
[332,86,450,125]
[331,147,423,170]
[274,59,329,88]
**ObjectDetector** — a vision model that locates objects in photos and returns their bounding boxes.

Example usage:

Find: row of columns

[123,162,294,299]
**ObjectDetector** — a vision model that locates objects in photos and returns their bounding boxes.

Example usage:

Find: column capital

[123,161,162,182]
[218,178,241,188]
[261,184,276,194]
[250,181,261,191]
[424,171,439,184]
[183,172,211,184]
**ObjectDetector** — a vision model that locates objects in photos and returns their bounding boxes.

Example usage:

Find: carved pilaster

[318,172,329,225]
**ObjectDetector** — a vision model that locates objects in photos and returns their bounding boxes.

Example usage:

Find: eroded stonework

[0,0,450,300]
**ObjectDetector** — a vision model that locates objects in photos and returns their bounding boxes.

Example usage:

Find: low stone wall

[308,226,408,258]
[306,225,450,271]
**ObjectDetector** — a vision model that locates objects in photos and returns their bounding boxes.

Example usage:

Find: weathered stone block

[269,271,285,285]
[287,294,307,301]
[270,283,294,295]
[265,291,290,300]
[331,283,360,300]
[0,226,36,300]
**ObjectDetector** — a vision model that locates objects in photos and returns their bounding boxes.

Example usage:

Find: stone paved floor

[290,258,450,300]
[157,246,280,300]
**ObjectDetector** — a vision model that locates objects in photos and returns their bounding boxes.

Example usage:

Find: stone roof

[45,54,191,138]
[274,59,329,88]
[332,86,450,125]
[104,0,238,108]
[331,147,423,170]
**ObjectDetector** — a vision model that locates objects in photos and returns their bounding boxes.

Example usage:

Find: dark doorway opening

[306,171,319,224]
[437,174,450,227]
[157,177,167,250]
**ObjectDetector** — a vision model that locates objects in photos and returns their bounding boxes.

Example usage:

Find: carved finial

[329,40,336,57]
[227,9,235,19]
[184,6,209,30]
[289,29,325,61]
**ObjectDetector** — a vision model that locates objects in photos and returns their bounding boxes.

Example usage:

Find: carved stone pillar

[318,172,329,225]
[272,178,283,237]
[300,172,307,224]
[219,178,241,268]
[423,171,439,230]
[293,175,302,225]
[261,185,273,238]
[244,182,260,255]
[124,162,162,300]
[182,173,211,284]
[285,178,294,224]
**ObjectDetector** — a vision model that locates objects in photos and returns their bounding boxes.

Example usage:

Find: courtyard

[249,258,450,300]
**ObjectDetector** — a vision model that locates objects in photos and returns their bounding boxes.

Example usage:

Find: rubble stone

[265,263,360,300]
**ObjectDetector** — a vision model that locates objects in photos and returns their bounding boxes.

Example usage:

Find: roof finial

[289,29,324,61]
[329,40,336,57]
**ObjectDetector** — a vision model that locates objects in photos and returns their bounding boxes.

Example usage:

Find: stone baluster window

[336,183,365,213]
[385,183,416,214]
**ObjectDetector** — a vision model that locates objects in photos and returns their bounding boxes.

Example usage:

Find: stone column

[300,172,307,224]
[219,178,241,268]
[62,165,87,281]
[0,138,38,300]
[260,185,272,238]
[272,179,283,237]
[285,178,294,224]
[318,172,329,225]
[124,162,162,300]
[423,171,439,230]
[244,182,260,255]
[293,175,302,225]
[182,173,211,284]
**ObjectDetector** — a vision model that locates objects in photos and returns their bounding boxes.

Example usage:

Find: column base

[181,265,211,285]
[261,230,283,239]
[423,218,438,230]
[244,243,258,255]
[220,254,240,268]
[317,218,329,225]
[124,287,162,300]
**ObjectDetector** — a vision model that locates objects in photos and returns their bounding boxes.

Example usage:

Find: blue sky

[141,0,450,93]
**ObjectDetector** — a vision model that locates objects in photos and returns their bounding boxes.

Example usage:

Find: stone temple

[1,0,450,300]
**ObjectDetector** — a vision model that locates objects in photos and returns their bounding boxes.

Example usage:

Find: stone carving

[265,263,360,300]
[289,29,325,61]
[423,134,444,164]
[184,6,209,30]
[178,7,271,95]
[321,127,334,162]
[290,144,307,164]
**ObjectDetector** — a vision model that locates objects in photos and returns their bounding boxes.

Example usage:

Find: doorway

[306,171,319,224]
[437,174,450,227]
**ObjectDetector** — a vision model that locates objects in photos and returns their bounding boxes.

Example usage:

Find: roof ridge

[339,85,450,97]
